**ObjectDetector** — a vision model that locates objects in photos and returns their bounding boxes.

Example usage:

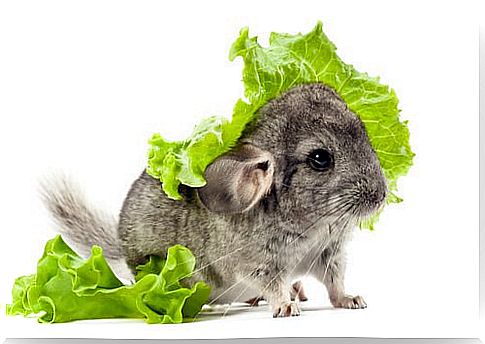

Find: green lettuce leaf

[6,235,211,324]
[147,113,252,200]
[147,22,414,228]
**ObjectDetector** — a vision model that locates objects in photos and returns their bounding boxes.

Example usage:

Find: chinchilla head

[197,83,387,231]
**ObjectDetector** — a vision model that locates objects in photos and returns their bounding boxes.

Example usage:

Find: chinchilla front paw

[272,301,301,317]
[331,295,367,309]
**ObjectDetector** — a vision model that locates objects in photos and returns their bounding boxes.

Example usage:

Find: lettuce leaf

[148,116,241,200]
[148,22,414,228]
[6,235,211,323]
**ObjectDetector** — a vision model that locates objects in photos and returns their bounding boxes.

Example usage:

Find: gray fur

[43,83,387,317]
[40,176,122,259]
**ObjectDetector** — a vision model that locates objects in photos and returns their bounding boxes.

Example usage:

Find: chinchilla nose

[355,168,387,215]
[359,180,387,207]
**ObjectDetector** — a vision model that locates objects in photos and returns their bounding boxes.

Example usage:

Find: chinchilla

[42,83,387,317]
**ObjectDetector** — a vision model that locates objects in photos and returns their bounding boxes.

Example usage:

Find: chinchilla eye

[307,149,333,171]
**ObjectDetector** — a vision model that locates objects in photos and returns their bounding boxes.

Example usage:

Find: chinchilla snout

[354,172,387,217]
[336,160,387,219]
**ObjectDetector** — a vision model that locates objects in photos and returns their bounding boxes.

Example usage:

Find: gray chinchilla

[42,83,387,317]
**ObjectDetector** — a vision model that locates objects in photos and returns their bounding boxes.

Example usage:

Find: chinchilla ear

[197,144,275,214]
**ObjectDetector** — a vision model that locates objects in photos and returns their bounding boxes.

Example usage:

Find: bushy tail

[39,175,123,260]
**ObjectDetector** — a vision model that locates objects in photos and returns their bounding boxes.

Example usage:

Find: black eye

[307,149,333,171]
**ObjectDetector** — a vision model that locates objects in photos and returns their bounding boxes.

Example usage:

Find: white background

[0,0,480,340]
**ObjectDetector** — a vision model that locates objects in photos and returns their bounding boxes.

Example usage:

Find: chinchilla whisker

[246,208,331,273]
[296,227,335,284]
[293,191,353,215]
[326,199,351,212]
[256,207,351,304]
[220,278,257,319]
[320,200,353,219]
[275,202,345,249]
[193,268,260,321]
[304,194,350,213]
[330,197,353,214]
[314,217,351,288]
[189,200,344,280]
[268,207,352,288]
[318,194,353,211]
[219,216,328,315]
[280,214,350,298]
[320,242,341,287]
[297,214,352,287]
[280,182,291,188]
[204,269,259,307]
[298,204,347,232]
[256,231,330,305]
[319,218,351,287]
[164,241,258,290]
[285,203,346,246]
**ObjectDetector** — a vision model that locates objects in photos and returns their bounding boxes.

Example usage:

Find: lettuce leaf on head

[147,22,414,227]
[6,235,211,323]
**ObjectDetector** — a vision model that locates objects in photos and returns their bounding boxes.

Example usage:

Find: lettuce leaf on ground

[6,235,211,323]
[148,22,414,228]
